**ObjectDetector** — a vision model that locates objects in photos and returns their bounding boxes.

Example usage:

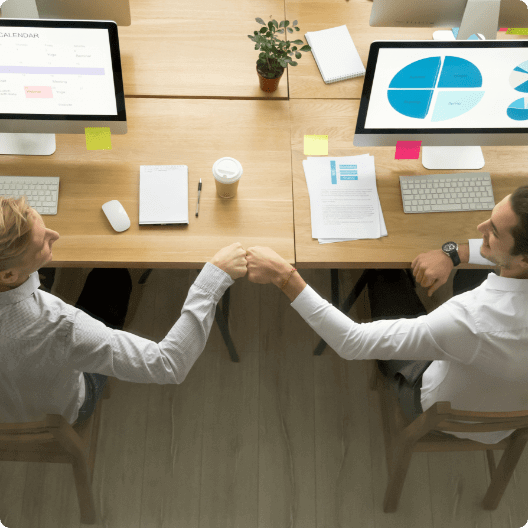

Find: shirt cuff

[468,239,495,266]
[194,262,235,302]
[291,284,325,318]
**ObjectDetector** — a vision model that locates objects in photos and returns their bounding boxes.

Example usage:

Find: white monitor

[353,40,528,169]
[0,18,127,155]
[370,0,528,41]
[1,0,131,26]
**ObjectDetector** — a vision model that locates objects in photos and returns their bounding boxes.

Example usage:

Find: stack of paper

[302,155,387,244]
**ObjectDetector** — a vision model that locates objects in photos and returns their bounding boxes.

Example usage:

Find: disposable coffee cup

[212,157,243,198]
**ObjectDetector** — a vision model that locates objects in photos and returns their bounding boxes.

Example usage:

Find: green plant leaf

[290,61,298,66]
[287,27,293,33]
[277,29,284,34]
[284,20,290,27]
[295,52,301,59]
[292,39,303,45]
[295,27,300,31]
[279,20,285,28]
[259,27,267,34]
[255,17,265,25]
[272,19,279,28]
[300,45,311,52]
[255,44,259,50]
[293,20,298,26]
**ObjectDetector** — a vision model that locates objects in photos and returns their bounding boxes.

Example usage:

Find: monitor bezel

[0,18,126,123]
[355,40,528,138]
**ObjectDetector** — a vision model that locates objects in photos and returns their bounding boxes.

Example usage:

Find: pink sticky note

[395,141,422,159]
[25,86,53,98]
[499,28,507,31]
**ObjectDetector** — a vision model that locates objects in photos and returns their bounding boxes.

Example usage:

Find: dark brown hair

[510,185,528,257]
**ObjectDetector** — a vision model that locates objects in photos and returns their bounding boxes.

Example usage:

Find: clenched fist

[210,243,247,280]
[411,249,453,297]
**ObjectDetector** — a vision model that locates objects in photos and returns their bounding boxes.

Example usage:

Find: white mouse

[102,200,131,232]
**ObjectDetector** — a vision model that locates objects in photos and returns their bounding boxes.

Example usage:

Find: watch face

[443,242,456,253]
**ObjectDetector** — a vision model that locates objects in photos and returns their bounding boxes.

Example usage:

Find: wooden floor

[1,267,528,528]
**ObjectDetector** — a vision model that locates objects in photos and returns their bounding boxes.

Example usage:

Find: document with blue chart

[302,154,387,243]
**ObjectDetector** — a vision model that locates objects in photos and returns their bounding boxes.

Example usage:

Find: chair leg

[383,443,414,513]
[482,432,528,510]
[71,459,97,524]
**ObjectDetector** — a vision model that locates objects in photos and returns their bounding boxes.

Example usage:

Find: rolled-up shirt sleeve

[67,262,234,385]
[291,285,478,364]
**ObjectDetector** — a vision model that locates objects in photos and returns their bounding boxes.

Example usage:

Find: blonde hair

[0,196,35,273]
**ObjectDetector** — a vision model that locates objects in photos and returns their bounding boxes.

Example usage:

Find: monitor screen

[354,41,528,147]
[0,19,126,133]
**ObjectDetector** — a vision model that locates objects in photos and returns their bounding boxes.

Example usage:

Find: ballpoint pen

[195,178,202,217]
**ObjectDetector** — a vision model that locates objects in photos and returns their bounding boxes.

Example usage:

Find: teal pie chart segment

[431,91,484,122]
[388,57,441,89]
[510,60,528,93]
[507,98,528,120]
[437,56,482,88]
[388,56,484,120]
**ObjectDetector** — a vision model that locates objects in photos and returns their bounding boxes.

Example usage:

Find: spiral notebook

[305,25,366,84]
[139,165,189,225]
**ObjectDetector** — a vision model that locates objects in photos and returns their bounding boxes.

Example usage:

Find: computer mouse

[102,200,131,232]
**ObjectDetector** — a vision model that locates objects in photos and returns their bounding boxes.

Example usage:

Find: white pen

[195,178,202,217]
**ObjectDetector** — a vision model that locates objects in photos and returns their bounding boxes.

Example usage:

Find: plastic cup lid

[213,157,243,183]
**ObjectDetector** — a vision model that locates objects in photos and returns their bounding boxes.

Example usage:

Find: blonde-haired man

[0,197,247,426]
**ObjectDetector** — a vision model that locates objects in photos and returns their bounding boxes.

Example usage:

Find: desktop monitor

[0,18,127,155]
[1,0,131,26]
[369,0,528,40]
[353,40,528,169]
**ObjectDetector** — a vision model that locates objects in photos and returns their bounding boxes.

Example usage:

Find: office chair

[370,361,528,512]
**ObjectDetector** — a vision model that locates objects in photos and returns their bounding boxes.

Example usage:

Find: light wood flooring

[1,267,528,528]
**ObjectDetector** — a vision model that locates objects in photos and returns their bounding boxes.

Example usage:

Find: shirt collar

[485,272,528,293]
[0,271,40,306]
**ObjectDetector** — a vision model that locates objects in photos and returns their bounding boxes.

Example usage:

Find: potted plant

[248,16,312,93]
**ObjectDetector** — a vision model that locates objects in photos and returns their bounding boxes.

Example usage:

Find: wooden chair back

[370,362,528,512]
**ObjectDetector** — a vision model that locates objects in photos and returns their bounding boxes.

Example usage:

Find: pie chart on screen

[507,98,528,121]
[510,60,528,93]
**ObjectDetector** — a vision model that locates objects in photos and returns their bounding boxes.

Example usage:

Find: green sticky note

[304,135,328,155]
[85,127,112,150]
[506,28,528,35]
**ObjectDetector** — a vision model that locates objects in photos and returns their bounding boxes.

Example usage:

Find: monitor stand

[0,133,56,155]
[433,30,485,41]
[422,146,485,170]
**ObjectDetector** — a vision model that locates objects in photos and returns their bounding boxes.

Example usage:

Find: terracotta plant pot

[256,65,284,93]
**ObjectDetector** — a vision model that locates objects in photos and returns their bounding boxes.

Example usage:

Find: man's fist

[210,243,247,280]
[246,246,292,286]
[411,249,453,297]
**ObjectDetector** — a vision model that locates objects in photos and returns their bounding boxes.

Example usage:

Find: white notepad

[305,25,366,84]
[139,165,189,225]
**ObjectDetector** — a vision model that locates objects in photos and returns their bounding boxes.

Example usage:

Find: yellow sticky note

[85,127,112,150]
[304,135,328,155]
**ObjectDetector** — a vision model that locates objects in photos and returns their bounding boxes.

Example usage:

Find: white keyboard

[400,172,495,214]
[0,176,60,215]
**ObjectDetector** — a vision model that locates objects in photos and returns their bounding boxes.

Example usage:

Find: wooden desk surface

[4,99,294,268]
[291,99,528,268]
[286,0,527,99]
[117,0,289,99]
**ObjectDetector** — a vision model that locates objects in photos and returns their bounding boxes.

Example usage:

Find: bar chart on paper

[387,56,484,122]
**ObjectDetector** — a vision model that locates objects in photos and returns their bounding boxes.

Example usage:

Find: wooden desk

[291,99,528,268]
[117,0,289,99]
[285,0,527,99]
[4,99,294,268]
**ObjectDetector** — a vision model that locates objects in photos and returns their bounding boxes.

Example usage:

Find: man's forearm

[458,243,469,264]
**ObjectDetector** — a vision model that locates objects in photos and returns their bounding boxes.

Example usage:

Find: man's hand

[411,249,453,297]
[246,246,292,287]
[210,243,247,280]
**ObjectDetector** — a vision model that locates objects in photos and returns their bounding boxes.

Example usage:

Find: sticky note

[395,141,421,160]
[499,28,508,31]
[85,127,112,150]
[506,28,528,35]
[304,135,328,155]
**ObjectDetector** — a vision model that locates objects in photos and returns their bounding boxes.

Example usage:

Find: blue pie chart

[507,98,528,121]
[510,60,528,93]
[388,56,484,122]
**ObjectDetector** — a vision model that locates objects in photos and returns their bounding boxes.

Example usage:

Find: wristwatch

[442,241,460,267]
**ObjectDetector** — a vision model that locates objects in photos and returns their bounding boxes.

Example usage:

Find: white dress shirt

[0,263,233,425]
[291,240,528,444]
